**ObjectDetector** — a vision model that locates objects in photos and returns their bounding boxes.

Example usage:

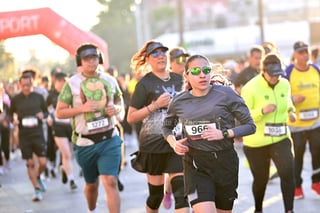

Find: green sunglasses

[186,66,212,75]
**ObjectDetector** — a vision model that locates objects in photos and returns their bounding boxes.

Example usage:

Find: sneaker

[118,178,124,192]
[32,189,43,202]
[50,169,56,178]
[311,182,320,196]
[37,178,47,192]
[44,168,49,178]
[70,180,78,190]
[294,186,304,199]
[162,192,172,209]
[61,168,67,184]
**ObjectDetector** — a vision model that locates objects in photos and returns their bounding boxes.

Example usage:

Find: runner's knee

[171,175,189,209]
[146,183,164,210]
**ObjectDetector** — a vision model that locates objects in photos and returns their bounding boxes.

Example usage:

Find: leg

[291,131,307,187]
[270,139,295,212]
[169,173,190,213]
[308,127,320,195]
[100,175,120,213]
[162,173,172,209]
[308,127,320,183]
[146,174,165,213]
[26,158,40,189]
[193,201,216,213]
[243,145,270,212]
[54,136,74,180]
[84,181,99,211]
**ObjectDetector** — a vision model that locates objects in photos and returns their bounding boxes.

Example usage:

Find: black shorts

[184,147,239,210]
[52,123,72,140]
[131,151,183,175]
[19,134,47,159]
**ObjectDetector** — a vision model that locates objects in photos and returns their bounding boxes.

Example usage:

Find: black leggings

[0,127,10,165]
[243,138,295,212]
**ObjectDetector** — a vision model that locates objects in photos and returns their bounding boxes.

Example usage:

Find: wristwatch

[222,129,229,139]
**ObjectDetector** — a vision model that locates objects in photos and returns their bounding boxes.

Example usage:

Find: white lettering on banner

[0,15,40,34]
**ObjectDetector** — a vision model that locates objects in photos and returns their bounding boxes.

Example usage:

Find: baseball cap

[169,47,190,60]
[146,42,168,56]
[293,41,309,52]
[79,48,99,59]
[55,72,67,80]
[264,63,285,76]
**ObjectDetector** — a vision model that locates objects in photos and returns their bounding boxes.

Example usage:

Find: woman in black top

[127,40,190,213]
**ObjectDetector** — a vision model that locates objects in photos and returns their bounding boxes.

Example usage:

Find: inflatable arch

[0,7,109,68]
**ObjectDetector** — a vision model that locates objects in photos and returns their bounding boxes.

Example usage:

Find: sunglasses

[150,51,167,58]
[186,66,212,75]
[175,56,187,64]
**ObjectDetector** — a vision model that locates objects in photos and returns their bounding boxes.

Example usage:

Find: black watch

[222,129,229,139]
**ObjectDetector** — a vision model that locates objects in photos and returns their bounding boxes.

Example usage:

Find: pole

[258,0,265,43]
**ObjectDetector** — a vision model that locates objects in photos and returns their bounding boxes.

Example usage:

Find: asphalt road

[0,134,319,213]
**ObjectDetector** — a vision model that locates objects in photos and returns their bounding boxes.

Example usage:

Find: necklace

[161,76,171,82]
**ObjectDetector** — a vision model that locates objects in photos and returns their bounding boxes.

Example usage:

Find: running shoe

[70,180,78,190]
[118,178,124,192]
[32,189,43,201]
[50,169,56,178]
[162,192,172,209]
[61,168,67,184]
[311,182,320,196]
[294,186,304,199]
[37,178,47,192]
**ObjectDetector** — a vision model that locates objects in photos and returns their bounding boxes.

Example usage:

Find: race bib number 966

[185,123,216,140]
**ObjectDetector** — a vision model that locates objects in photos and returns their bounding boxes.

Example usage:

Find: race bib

[22,117,38,127]
[185,122,216,140]
[87,117,109,131]
[299,109,319,121]
[264,123,286,136]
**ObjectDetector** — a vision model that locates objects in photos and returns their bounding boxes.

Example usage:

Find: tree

[0,42,17,81]
[92,0,137,74]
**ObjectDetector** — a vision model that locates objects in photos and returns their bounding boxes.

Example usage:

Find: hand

[105,105,118,117]
[173,138,189,155]
[155,93,171,108]
[47,116,53,126]
[82,99,98,113]
[262,104,277,114]
[201,125,224,141]
[292,95,305,104]
[289,111,296,122]
[36,112,44,120]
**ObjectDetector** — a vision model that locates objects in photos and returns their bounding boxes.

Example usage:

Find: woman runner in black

[162,54,256,213]
[127,40,190,213]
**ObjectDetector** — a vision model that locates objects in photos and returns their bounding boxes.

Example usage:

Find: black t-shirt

[130,72,183,153]
[47,89,59,109]
[10,92,47,136]
[234,66,259,88]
